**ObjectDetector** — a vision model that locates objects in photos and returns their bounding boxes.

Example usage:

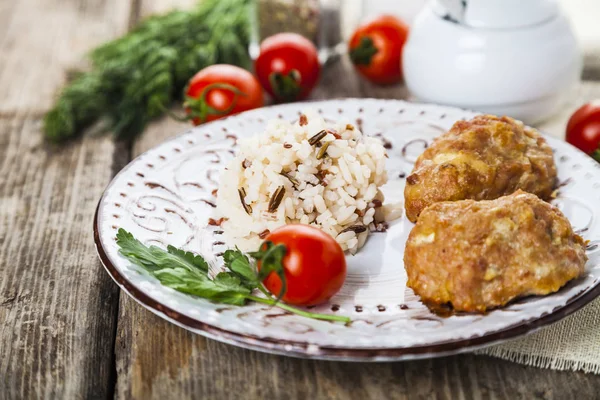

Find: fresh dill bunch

[44,0,251,142]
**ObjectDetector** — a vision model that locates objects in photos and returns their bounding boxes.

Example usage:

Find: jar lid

[433,0,559,29]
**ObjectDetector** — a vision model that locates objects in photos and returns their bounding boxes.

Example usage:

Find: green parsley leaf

[116,229,206,278]
[155,268,248,305]
[116,229,249,305]
[223,248,259,289]
[167,245,209,273]
[210,273,252,304]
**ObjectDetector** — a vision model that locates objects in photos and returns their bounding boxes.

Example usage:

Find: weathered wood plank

[0,0,134,398]
[0,0,132,114]
[116,305,600,400]
[0,117,121,399]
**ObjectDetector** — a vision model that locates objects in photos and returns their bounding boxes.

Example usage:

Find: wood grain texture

[0,0,132,114]
[115,309,600,400]
[0,0,133,398]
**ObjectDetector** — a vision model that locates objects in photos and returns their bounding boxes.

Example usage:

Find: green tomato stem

[349,36,378,66]
[268,70,302,102]
[184,82,247,123]
[592,147,600,163]
[246,295,351,323]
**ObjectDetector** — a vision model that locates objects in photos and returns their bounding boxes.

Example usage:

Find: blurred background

[365,0,600,75]
[248,0,600,71]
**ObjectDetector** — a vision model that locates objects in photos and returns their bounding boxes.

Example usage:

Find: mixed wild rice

[215,110,402,253]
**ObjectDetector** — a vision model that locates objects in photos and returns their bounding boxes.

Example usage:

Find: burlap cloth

[474,82,600,374]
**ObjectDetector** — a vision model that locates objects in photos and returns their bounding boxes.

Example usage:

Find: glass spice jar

[250,0,362,63]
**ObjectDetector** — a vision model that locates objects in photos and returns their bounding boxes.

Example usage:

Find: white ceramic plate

[95,99,600,361]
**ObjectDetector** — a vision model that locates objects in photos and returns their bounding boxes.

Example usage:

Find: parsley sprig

[116,229,350,323]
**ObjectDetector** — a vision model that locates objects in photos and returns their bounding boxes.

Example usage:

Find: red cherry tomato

[349,15,409,85]
[259,225,346,306]
[184,64,264,125]
[566,102,600,162]
[254,33,320,102]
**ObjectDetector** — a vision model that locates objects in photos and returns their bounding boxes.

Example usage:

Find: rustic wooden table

[2,1,600,399]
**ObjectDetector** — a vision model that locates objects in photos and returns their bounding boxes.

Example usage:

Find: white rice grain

[337,157,354,184]
[314,195,327,213]
[336,206,357,224]
[336,231,356,243]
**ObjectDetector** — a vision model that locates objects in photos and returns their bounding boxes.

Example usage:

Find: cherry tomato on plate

[566,102,600,162]
[184,64,264,125]
[256,224,346,306]
[349,15,409,85]
[254,33,320,102]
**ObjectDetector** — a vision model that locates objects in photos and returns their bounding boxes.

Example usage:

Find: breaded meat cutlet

[404,191,587,313]
[404,115,557,222]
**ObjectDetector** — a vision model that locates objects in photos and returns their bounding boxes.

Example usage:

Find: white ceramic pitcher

[403,0,582,124]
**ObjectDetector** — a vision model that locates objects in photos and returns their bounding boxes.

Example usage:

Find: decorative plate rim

[93,98,600,361]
